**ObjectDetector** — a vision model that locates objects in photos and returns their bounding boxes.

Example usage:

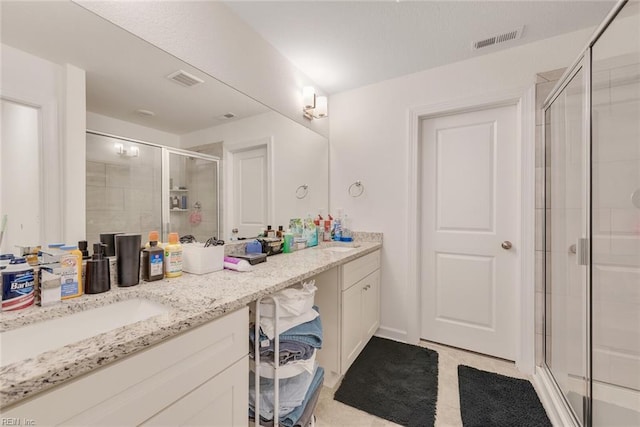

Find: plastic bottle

[283,230,294,253]
[78,240,91,260]
[142,231,164,282]
[1,257,35,311]
[164,232,183,278]
[144,230,163,249]
[60,245,83,299]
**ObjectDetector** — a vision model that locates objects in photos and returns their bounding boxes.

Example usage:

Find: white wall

[87,112,181,148]
[64,64,86,245]
[329,27,596,341]
[0,44,63,249]
[181,111,329,239]
[76,0,329,139]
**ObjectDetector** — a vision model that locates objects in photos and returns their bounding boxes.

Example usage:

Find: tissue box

[182,243,224,275]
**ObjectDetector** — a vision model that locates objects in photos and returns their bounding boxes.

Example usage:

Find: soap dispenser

[85,243,111,294]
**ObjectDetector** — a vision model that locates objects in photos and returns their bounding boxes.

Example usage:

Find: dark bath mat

[334,336,438,427]
[458,365,552,427]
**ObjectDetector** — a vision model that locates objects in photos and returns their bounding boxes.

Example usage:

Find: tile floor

[314,340,532,426]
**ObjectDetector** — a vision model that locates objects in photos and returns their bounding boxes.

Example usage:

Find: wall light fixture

[302,86,328,120]
[115,142,139,158]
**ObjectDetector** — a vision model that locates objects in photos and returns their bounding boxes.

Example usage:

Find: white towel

[260,280,317,318]
[260,307,319,340]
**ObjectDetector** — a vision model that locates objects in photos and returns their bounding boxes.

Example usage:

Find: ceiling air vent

[472,26,524,50]
[166,70,204,87]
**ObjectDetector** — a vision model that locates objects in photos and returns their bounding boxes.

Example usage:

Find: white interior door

[232,146,268,238]
[1,99,42,252]
[420,104,518,360]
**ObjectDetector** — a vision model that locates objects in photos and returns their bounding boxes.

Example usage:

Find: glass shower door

[164,149,220,243]
[544,61,589,424]
[590,2,640,425]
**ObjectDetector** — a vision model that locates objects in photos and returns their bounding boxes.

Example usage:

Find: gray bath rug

[458,365,551,427]
[334,336,438,427]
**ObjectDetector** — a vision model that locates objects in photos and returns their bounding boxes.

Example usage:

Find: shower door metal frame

[161,147,221,242]
[542,54,591,427]
[540,1,629,426]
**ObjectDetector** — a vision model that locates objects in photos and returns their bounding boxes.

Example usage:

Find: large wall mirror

[1,1,328,251]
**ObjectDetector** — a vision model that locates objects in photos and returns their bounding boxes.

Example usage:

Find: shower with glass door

[542,1,639,425]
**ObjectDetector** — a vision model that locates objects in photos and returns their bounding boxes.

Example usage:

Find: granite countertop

[0,236,382,408]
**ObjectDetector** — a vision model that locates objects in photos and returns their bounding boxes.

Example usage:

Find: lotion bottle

[164,232,182,278]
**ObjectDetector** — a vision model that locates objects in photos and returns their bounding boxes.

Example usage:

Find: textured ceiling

[226,1,615,94]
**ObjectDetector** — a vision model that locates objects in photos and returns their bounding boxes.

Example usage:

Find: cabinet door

[142,356,248,427]
[362,270,380,340]
[341,282,364,372]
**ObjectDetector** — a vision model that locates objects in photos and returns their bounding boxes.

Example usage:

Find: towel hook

[296,184,309,199]
[348,180,364,198]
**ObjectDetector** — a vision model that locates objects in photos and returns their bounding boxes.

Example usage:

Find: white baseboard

[374,326,408,343]
[532,366,579,427]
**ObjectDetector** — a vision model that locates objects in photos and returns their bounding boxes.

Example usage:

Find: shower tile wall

[535,68,565,367]
[86,159,162,246]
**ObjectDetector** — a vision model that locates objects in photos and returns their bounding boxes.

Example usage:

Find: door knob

[501,241,513,250]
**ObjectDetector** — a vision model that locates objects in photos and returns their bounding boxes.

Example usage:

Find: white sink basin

[325,246,357,253]
[0,298,170,367]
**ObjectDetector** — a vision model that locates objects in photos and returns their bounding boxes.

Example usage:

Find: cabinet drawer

[343,250,380,290]
[142,356,248,427]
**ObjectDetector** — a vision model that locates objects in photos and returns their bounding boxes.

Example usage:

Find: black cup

[115,233,141,287]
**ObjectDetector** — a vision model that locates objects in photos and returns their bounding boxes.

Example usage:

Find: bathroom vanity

[0,239,381,425]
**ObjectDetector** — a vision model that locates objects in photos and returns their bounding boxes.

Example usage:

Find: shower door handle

[576,238,589,266]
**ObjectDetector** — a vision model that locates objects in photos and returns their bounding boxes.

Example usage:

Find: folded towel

[260,281,317,317]
[250,336,316,365]
[249,366,325,427]
[250,307,323,353]
[249,363,318,420]
[260,307,319,340]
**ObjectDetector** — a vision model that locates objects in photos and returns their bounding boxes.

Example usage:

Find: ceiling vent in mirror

[166,70,204,87]
[472,26,524,50]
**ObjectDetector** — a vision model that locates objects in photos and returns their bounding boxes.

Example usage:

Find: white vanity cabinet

[316,250,381,386]
[340,251,381,372]
[2,307,249,427]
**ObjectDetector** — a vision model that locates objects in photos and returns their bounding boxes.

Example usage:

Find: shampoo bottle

[164,232,183,278]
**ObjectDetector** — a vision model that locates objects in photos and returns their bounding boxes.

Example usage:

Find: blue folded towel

[250,338,316,365]
[249,366,325,426]
[249,307,323,358]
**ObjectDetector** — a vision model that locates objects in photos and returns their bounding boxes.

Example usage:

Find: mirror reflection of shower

[86,132,220,246]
